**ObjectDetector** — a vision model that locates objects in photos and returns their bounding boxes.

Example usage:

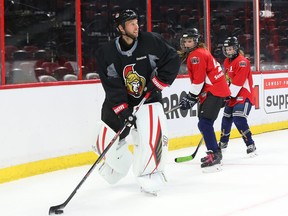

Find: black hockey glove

[180,92,198,110]
[119,108,137,127]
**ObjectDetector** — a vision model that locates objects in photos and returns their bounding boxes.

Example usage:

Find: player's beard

[125,31,138,40]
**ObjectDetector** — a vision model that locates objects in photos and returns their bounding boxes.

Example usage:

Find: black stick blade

[49,205,64,215]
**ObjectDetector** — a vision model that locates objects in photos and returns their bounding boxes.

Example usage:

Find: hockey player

[219,36,256,156]
[179,28,230,172]
[95,9,180,194]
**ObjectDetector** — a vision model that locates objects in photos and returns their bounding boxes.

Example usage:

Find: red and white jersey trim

[152,76,169,90]
[113,103,128,115]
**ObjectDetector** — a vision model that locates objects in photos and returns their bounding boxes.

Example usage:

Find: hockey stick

[48,92,151,215]
[174,137,204,163]
[165,105,181,114]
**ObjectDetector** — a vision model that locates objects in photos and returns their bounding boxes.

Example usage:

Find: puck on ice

[55,209,64,214]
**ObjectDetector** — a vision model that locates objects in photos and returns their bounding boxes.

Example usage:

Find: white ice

[1,129,288,216]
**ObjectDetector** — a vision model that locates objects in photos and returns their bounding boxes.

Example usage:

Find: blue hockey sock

[198,118,218,152]
[220,116,233,143]
[233,116,254,146]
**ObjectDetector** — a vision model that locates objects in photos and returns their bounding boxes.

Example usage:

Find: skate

[219,141,228,150]
[246,143,257,157]
[201,150,222,173]
[201,148,222,163]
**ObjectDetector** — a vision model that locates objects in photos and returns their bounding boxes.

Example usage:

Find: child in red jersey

[179,28,231,172]
[219,36,257,157]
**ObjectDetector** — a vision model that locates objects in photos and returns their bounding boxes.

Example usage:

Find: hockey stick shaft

[49,92,151,215]
[165,105,181,114]
[174,137,204,163]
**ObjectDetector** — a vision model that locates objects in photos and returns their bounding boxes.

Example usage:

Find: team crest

[191,57,200,64]
[239,61,247,67]
[123,64,146,98]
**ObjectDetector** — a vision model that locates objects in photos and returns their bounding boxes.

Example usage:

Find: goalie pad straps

[98,161,128,184]
[132,102,168,179]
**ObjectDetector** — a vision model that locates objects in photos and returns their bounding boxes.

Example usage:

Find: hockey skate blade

[202,164,222,173]
[140,187,158,196]
[248,151,258,158]
[220,148,227,153]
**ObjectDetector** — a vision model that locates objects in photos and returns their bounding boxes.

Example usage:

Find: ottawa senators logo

[123,64,146,98]
[225,67,232,84]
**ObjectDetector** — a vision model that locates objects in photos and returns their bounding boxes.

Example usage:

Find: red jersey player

[219,36,257,157]
[179,28,230,172]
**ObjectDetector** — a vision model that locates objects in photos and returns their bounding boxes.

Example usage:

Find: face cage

[180,37,198,52]
[222,45,238,58]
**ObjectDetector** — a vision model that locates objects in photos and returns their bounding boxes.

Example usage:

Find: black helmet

[222,36,240,58]
[182,28,200,39]
[180,28,200,51]
[114,9,138,27]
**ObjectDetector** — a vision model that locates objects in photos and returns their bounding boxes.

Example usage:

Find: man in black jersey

[95,9,180,194]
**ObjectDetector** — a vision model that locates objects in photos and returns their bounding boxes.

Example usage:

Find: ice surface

[0,129,288,216]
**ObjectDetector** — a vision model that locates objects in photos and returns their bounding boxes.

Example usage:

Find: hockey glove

[180,92,198,110]
[221,96,231,107]
[119,108,137,127]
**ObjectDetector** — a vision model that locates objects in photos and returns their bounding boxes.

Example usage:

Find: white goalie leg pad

[132,102,169,192]
[137,172,168,194]
[93,121,133,183]
[98,162,127,184]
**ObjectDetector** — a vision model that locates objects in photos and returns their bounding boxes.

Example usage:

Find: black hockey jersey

[97,32,180,112]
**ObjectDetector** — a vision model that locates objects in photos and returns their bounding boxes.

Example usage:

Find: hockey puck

[55,209,64,214]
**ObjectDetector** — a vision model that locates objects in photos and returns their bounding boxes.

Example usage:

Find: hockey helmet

[182,28,200,39]
[114,9,138,28]
[222,36,240,58]
[180,28,200,51]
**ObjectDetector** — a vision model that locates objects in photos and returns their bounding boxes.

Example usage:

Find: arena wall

[0,74,287,183]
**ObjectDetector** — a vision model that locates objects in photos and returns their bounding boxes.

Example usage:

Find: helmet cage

[223,37,240,58]
[180,28,200,51]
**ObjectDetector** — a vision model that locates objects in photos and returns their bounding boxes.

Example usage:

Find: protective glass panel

[259,0,288,71]
[151,0,204,74]
[210,1,254,67]
[81,0,146,80]
[4,0,77,83]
